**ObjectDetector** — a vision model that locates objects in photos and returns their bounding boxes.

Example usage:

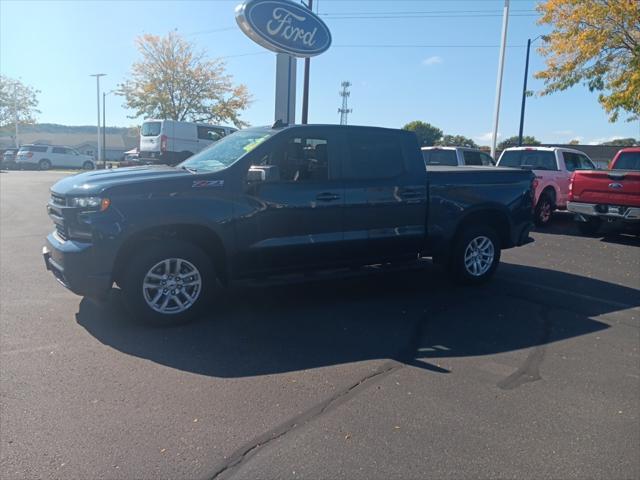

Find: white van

[139,120,237,165]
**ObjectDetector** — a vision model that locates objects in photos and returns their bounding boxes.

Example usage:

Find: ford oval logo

[608,183,623,189]
[235,0,332,57]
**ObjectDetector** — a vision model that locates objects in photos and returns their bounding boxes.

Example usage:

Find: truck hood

[51,165,192,195]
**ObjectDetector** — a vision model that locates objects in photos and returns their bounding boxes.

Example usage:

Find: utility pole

[490,0,509,159]
[338,81,352,125]
[518,35,541,146]
[90,73,106,163]
[301,0,313,124]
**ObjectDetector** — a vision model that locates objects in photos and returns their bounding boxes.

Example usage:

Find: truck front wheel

[451,225,501,284]
[121,240,216,326]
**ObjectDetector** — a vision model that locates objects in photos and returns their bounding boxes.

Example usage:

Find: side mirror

[247,167,266,183]
[247,165,280,183]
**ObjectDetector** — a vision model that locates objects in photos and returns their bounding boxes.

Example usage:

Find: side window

[463,151,482,166]
[263,137,329,182]
[563,152,579,171]
[578,155,595,170]
[346,132,404,178]
[198,126,225,141]
[480,153,495,166]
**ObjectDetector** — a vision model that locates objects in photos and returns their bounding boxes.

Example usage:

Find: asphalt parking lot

[1,170,639,480]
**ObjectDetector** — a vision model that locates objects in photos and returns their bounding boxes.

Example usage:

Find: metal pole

[301,0,313,124]
[90,74,106,163]
[518,38,532,146]
[14,84,19,148]
[490,0,509,159]
[102,92,107,169]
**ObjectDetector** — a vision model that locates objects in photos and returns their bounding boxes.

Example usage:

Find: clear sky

[1,0,638,145]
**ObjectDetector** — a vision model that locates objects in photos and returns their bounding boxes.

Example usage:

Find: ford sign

[235,0,332,57]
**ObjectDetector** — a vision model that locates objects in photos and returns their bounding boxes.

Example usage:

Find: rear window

[423,149,457,166]
[346,131,404,179]
[499,150,557,170]
[141,122,161,137]
[613,152,640,170]
[19,145,48,153]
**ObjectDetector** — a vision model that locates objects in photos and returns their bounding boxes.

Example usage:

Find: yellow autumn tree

[119,32,251,127]
[535,0,640,122]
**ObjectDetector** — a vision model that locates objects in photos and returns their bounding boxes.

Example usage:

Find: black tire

[39,159,51,171]
[82,161,95,170]
[450,225,501,284]
[534,193,554,227]
[121,240,216,326]
[577,217,601,235]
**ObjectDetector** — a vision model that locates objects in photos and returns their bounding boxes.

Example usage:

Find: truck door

[341,129,428,263]
[242,128,346,272]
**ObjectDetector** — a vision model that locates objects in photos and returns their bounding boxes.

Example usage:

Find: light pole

[490,0,510,159]
[90,74,106,163]
[102,90,115,169]
[518,35,542,146]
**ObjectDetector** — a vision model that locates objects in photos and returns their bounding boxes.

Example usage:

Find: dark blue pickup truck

[43,124,534,324]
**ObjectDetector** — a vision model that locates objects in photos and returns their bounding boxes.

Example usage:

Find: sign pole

[301,0,313,124]
[274,53,297,124]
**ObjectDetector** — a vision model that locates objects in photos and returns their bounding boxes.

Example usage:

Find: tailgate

[572,170,640,206]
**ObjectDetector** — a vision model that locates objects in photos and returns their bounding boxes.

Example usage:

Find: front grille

[51,193,66,206]
[55,224,68,241]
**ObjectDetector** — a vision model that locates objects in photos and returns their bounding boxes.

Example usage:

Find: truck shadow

[76,262,637,378]
[537,211,640,245]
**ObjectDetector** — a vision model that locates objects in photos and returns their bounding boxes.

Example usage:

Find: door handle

[398,187,423,198]
[316,192,340,202]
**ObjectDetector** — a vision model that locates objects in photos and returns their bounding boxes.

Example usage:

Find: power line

[321,9,535,15]
[322,13,537,19]
[333,44,526,48]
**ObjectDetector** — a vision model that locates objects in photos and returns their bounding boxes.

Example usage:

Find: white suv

[422,146,495,167]
[16,145,96,171]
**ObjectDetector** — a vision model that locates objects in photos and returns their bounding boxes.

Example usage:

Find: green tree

[600,137,637,146]
[535,0,640,122]
[497,135,541,150]
[402,121,443,146]
[0,76,40,128]
[437,134,478,148]
[568,139,581,145]
[119,32,251,127]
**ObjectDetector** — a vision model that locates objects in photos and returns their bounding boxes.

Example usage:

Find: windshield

[423,149,457,166]
[613,152,640,170]
[141,121,161,136]
[178,128,274,173]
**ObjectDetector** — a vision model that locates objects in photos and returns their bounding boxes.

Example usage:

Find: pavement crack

[208,360,403,480]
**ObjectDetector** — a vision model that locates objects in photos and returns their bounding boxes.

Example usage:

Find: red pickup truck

[567,147,640,234]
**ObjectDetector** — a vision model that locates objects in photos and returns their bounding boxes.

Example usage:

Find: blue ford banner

[235,0,332,58]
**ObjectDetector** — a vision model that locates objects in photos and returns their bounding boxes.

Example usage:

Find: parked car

[567,147,640,234]
[1,148,19,169]
[497,146,597,226]
[43,124,535,325]
[16,145,96,171]
[139,119,237,166]
[422,146,495,167]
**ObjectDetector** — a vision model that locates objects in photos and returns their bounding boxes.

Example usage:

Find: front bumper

[43,233,113,298]
[567,202,640,222]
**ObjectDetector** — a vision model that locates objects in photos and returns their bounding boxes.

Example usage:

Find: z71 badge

[192,180,224,188]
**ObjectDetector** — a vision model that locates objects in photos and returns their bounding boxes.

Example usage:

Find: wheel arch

[113,223,228,286]
[454,207,512,249]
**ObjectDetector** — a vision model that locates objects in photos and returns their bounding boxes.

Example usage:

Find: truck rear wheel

[534,193,554,227]
[121,240,215,326]
[451,225,501,284]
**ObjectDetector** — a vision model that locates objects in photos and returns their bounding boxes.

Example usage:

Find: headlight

[68,196,110,211]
